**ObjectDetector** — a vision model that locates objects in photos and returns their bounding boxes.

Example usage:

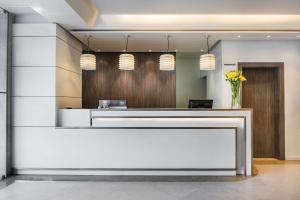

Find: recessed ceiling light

[237,35,241,38]
[174,49,178,52]
[297,35,300,38]
[148,49,152,52]
[122,49,126,52]
[267,35,271,38]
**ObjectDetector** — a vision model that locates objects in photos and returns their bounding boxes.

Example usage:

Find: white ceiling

[73,32,218,52]
[2,0,300,15]
[92,0,300,14]
[0,0,35,14]
[2,0,300,52]
[72,31,300,52]
[1,0,300,30]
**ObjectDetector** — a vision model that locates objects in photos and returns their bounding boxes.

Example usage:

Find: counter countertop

[86,108,252,111]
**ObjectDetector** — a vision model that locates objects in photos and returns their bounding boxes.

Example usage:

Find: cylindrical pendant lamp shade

[199,54,216,70]
[80,53,96,70]
[159,54,175,70]
[119,53,134,70]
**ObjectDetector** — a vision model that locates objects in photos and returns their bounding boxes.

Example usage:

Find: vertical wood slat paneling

[82,53,176,108]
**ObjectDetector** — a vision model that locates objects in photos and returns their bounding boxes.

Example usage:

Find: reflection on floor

[0,159,300,200]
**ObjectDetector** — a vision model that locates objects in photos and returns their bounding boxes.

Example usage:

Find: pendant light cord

[125,35,129,52]
[206,35,210,54]
[207,36,209,54]
[167,35,170,53]
[166,34,170,53]
[87,35,91,54]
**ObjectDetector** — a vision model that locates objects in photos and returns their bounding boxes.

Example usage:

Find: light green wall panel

[176,53,207,108]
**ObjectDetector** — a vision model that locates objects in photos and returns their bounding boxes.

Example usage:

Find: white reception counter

[14,109,252,176]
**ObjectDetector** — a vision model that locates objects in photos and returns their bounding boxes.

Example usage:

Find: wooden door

[242,67,280,158]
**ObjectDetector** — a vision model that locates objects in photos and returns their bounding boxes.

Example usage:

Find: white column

[0,10,12,178]
[12,24,83,170]
[12,24,82,127]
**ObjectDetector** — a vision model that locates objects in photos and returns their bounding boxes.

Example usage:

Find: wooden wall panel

[82,53,176,108]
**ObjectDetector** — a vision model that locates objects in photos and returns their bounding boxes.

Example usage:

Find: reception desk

[13,109,252,176]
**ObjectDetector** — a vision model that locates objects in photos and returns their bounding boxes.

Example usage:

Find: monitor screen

[188,99,213,109]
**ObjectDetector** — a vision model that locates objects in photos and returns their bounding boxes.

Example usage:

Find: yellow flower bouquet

[225,70,246,108]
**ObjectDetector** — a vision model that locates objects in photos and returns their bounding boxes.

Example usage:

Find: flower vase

[231,83,241,109]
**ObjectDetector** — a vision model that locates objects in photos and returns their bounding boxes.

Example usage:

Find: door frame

[238,62,285,160]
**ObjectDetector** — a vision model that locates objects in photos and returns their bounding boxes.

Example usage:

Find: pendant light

[200,35,216,71]
[80,36,96,70]
[119,35,134,70]
[160,34,175,71]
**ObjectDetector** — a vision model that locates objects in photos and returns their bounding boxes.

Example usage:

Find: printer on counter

[98,100,127,109]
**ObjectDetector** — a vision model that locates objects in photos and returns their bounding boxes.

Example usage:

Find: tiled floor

[0,160,300,200]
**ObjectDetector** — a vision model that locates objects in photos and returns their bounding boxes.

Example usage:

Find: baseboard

[285,156,300,160]
[14,169,237,176]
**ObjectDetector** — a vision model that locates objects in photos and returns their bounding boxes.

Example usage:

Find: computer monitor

[98,100,127,109]
[188,99,213,109]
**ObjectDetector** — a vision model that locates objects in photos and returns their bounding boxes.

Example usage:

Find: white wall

[206,42,227,108]
[12,23,82,128]
[12,23,83,171]
[207,40,300,160]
